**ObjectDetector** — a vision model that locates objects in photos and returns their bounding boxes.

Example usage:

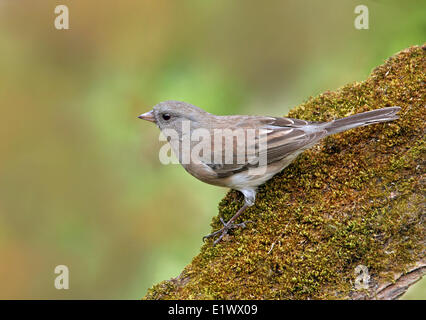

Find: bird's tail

[323,107,401,135]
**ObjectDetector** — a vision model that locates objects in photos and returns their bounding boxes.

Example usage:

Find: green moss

[144,45,426,300]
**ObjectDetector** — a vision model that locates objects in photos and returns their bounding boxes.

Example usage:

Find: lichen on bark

[144,45,425,300]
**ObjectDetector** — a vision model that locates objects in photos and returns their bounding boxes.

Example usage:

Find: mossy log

[144,45,425,300]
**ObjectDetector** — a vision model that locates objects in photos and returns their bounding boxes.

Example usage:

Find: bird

[138,100,400,245]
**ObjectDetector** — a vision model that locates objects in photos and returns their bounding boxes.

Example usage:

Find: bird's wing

[205,116,326,178]
[260,117,327,164]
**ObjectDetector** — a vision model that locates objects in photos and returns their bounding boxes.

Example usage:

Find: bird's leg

[203,203,253,246]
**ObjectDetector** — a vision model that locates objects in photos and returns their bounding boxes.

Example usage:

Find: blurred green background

[0,0,424,299]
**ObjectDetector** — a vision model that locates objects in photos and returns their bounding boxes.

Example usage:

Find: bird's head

[138,100,211,134]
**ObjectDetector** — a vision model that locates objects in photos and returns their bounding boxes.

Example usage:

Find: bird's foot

[203,218,254,246]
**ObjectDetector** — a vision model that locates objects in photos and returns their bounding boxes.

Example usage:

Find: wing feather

[205,116,325,178]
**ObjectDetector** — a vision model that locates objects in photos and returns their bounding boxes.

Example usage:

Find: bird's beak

[138,110,155,122]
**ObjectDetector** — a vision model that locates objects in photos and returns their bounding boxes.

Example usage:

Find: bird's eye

[162,113,171,121]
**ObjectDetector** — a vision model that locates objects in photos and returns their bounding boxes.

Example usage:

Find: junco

[138,100,400,245]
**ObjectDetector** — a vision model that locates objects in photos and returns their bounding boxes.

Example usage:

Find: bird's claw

[202,219,254,246]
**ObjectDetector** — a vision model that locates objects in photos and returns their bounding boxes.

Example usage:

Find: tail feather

[324,107,401,135]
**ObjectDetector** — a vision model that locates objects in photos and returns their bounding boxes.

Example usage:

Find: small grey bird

[138,100,400,245]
